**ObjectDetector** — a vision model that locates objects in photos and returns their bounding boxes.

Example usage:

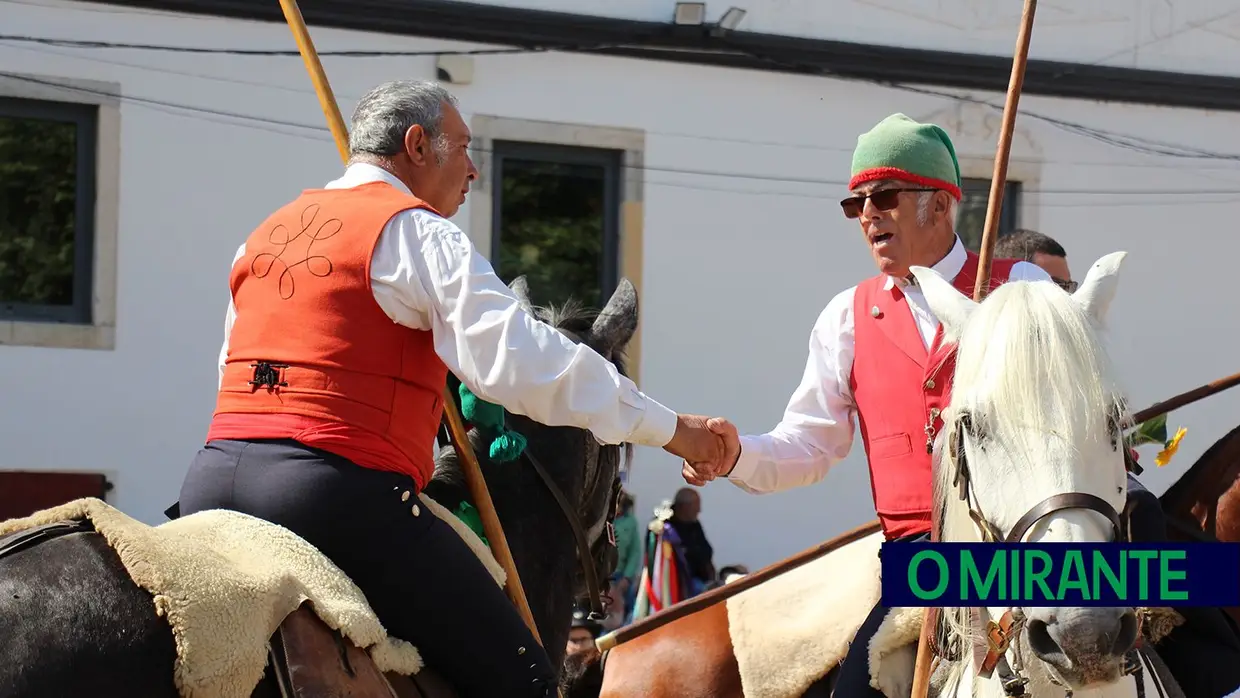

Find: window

[490,141,622,310]
[0,96,98,325]
[0,471,111,520]
[956,177,1021,253]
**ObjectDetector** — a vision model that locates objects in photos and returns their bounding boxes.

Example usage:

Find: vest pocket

[867,433,927,516]
[868,433,912,459]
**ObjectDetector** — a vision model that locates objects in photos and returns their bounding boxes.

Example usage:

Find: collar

[883,235,967,291]
[325,162,414,196]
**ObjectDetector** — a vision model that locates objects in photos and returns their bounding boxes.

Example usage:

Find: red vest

[850,250,1019,539]
[207,182,449,489]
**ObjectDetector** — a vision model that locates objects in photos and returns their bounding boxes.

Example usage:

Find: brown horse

[564,424,1240,698]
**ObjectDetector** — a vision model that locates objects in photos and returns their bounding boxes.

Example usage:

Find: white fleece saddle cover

[0,495,505,698]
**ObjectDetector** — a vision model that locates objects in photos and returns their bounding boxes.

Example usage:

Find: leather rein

[932,410,1169,698]
[446,417,621,621]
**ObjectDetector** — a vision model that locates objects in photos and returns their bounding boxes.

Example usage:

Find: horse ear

[910,264,976,342]
[592,278,639,355]
[1071,251,1127,324]
[508,275,534,313]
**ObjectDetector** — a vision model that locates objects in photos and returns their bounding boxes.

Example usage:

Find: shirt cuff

[726,435,764,484]
[628,392,678,448]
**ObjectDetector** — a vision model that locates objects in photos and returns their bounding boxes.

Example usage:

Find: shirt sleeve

[217,243,246,389]
[726,289,859,494]
[367,208,678,448]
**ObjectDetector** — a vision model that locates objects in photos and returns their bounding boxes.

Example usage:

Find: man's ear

[934,190,952,219]
[403,124,428,165]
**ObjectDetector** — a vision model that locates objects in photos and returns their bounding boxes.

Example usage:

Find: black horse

[0,275,640,698]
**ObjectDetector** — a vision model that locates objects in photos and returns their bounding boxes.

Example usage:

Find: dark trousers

[834,532,928,698]
[179,439,555,698]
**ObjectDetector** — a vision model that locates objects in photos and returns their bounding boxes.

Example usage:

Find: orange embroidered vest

[208,182,449,488]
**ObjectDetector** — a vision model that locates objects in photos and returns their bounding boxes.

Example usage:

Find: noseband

[934,410,1149,697]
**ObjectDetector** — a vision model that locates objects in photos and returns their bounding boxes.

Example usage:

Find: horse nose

[1026,608,1139,668]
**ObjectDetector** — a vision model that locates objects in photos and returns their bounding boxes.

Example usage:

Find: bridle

[932,408,1168,698]
[445,416,623,622]
[519,441,622,620]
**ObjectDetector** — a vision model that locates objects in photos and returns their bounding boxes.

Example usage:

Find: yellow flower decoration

[1155,427,1187,467]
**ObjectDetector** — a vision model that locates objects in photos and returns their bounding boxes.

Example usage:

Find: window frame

[0,96,99,325]
[0,73,119,350]
[959,177,1023,250]
[489,139,624,308]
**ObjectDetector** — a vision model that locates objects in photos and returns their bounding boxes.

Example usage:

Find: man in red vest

[685,113,1059,697]
[177,80,730,698]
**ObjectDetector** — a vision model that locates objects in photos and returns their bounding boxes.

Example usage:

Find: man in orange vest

[177,80,730,698]
[685,113,1066,696]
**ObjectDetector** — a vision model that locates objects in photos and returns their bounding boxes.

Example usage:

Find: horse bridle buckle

[986,613,1022,655]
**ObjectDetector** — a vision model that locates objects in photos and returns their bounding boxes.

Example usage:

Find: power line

[10,31,1240,168]
[7,69,1240,200]
[0,33,566,57]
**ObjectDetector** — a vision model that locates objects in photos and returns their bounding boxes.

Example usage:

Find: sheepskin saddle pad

[724,529,1186,698]
[0,495,506,698]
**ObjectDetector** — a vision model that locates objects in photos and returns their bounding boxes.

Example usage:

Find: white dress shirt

[727,236,1052,493]
[217,163,678,449]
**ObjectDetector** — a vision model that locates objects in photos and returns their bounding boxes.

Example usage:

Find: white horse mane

[933,277,1128,543]
[913,252,1137,696]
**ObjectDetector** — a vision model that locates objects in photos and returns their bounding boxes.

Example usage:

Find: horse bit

[932,410,1172,698]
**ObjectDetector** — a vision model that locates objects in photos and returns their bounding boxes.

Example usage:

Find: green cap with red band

[849,113,963,201]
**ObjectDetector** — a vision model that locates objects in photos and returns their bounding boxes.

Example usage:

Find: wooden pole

[594,519,883,651]
[971,0,1038,305]
[912,2,1039,696]
[275,0,544,646]
[589,365,1239,655]
[1131,370,1240,425]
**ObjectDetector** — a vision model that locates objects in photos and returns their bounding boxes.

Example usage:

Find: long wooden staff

[591,366,1235,654]
[593,519,883,651]
[275,0,543,646]
[911,2,1039,696]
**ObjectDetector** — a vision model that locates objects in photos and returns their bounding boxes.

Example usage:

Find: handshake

[663,414,741,487]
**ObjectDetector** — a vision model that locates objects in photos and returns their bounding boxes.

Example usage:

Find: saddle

[268,603,456,698]
[0,519,454,698]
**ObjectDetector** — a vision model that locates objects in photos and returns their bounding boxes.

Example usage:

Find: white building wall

[2,0,1239,570]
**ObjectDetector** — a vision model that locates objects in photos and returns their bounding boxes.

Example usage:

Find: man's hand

[664,414,741,486]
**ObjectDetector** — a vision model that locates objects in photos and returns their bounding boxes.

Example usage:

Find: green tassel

[458,383,527,463]
[453,500,490,548]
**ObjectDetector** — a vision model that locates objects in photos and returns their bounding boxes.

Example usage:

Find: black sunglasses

[840,188,937,219]
[1053,277,1079,293]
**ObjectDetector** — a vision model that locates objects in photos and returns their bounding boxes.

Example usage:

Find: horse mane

[930,279,1129,681]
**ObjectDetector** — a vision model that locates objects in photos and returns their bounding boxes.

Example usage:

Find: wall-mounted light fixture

[673,2,707,26]
[717,7,747,31]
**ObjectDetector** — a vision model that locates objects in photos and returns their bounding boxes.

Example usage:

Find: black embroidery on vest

[251,202,342,299]
[249,361,289,391]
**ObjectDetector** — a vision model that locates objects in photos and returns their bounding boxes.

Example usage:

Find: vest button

[411,504,421,517]
[401,490,411,502]
[925,379,935,390]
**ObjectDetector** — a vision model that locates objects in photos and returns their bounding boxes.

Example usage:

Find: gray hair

[916,190,959,228]
[348,80,458,163]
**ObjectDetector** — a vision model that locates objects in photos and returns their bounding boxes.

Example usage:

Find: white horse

[910,251,1182,698]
